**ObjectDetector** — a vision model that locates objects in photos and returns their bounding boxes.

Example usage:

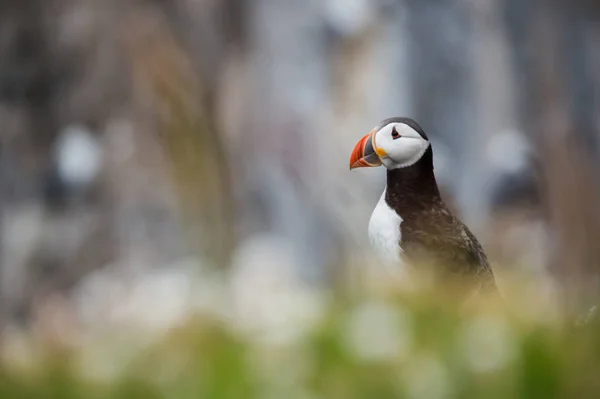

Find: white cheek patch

[385,140,430,169]
[375,123,430,169]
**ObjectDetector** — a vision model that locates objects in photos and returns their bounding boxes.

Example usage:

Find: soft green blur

[2,274,600,399]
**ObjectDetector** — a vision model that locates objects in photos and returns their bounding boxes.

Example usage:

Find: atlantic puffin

[350,117,497,295]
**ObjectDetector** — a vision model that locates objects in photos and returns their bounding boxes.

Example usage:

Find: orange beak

[349,131,383,169]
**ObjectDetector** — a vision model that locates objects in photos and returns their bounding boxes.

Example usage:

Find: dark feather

[385,145,497,295]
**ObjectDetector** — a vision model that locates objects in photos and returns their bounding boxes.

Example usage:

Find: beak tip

[349,131,383,170]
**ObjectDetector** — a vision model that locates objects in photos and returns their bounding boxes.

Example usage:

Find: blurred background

[1,0,600,355]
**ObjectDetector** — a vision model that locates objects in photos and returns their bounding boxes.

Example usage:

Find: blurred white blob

[402,354,451,399]
[486,129,531,175]
[190,268,228,319]
[74,259,201,337]
[460,313,516,373]
[54,125,103,187]
[74,268,125,330]
[72,258,226,383]
[228,233,323,346]
[114,269,193,331]
[74,338,140,384]
[344,300,412,361]
[577,305,598,327]
[324,0,375,37]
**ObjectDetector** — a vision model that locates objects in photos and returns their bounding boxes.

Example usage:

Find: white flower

[228,234,324,346]
[402,354,452,399]
[344,300,412,361]
[74,258,203,338]
[324,0,375,37]
[55,125,103,187]
[460,313,517,373]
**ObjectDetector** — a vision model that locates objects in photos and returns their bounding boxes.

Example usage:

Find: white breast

[368,189,405,271]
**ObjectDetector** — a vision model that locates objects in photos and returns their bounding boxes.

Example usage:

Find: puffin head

[349,117,430,170]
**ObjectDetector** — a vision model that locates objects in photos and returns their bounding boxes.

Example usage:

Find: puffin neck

[384,146,444,216]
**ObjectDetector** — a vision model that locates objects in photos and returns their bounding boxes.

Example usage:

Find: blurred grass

[2,273,600,399]
[123,7,235,268]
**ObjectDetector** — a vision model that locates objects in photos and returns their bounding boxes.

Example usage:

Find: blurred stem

[532,2,600,314]
[122,8,235,269]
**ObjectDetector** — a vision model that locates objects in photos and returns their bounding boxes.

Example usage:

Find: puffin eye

[391,127,401,140]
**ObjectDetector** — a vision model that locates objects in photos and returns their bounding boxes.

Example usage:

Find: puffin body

[351,117,496,294]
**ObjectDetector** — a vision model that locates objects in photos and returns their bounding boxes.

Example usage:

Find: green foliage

[2,284,600,399]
